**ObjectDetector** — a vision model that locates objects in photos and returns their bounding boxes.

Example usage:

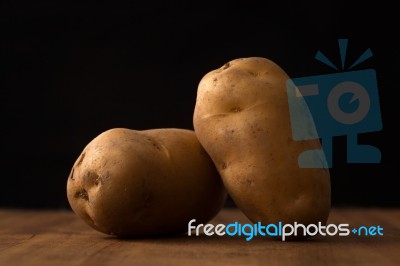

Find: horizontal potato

[193,57,331,233]
[67,128,226,237]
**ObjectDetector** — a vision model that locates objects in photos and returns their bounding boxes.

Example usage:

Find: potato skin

[193,57,331,228]
[67,128,226,237]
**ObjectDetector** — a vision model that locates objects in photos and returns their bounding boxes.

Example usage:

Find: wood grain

[0,208,399,266]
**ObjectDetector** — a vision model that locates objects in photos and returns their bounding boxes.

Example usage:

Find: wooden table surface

[0,208,399,266]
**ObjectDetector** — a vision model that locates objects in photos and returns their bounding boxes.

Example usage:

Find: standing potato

[193,57,330,230]
[67,128,226,237]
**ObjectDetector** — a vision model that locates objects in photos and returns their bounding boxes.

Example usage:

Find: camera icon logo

[287,39,382,168]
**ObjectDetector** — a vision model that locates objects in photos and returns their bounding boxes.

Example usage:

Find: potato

[193,57,331,230]
[67,128,226,237]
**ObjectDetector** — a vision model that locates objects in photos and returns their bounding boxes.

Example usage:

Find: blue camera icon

[287,69,382,168]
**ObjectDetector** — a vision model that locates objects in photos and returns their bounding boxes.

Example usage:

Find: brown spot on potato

[247,70,259,77]
[230,107,242,113]
[222,163,227,170]
[241,179,254,186]
[76,152,86,167]
[69,168,75,180]
[75,189,89,201]
[153,143,161,150]
[83,171,99,185]
[246,179,254,186]
[222,62,230,70]
[146,137,162,150]
[94,176,101,186]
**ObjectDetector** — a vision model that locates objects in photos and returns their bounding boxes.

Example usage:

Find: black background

[1,1,398,209]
